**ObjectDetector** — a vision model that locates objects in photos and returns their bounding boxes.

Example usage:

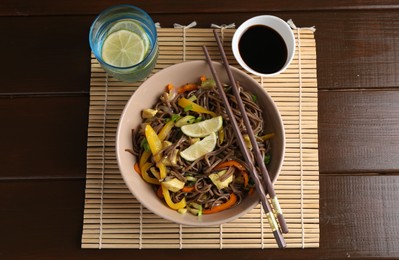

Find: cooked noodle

[131,78,272,215]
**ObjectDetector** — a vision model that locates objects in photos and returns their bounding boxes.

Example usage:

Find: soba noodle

[130,77,272,215]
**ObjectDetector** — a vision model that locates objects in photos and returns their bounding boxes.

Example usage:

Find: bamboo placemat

[82,25,319,249]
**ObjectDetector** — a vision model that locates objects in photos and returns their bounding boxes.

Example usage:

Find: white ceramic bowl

[232,15,295,77]
[116,60,285,226]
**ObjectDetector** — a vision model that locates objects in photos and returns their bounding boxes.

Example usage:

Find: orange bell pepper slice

[202,193,237,214]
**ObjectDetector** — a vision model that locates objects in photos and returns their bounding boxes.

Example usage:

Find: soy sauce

[238,25,287,74]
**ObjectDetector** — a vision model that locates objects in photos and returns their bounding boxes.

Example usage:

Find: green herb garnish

[165,114,182,123]
[251,94,258,102]
[140,138,151,152]
[184,104,193,112]
[187,95,197,102]
[171,114,181,122]
[201,78,216,89]
[264,154,271,165]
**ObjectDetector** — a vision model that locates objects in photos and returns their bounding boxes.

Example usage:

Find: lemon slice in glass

[180,132,217,161]
[102,29,146,67]
[181,116,223,138]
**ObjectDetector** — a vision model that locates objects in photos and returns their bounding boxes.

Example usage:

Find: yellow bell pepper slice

[144,124,163,162]
[260,133,275,140]
[158,120,174,141]
[161,185,186,210]
[157,162,167,179]
[139,121,174,169]
[178,97,217,117]
[139,150,151,169]
[218,126,225,145]
[141,162,160,185]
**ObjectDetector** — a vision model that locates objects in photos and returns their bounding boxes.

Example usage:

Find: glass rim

[89,4,158,70]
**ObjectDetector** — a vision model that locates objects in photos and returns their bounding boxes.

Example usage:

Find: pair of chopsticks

[202,30,288,248]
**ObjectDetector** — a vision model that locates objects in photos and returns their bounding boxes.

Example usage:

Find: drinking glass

[89,5,158,82]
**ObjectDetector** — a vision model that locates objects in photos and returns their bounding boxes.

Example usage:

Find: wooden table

[1,1,398,259]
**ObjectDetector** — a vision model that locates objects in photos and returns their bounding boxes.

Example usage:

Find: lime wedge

[180,132,217,161]
[181,116,223,138]
[102,29,146,67]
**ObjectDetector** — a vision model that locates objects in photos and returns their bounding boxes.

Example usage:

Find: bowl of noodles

[116,60,285,226]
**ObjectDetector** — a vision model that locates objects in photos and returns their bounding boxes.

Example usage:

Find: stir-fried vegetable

[134,162,141,175]
[181,186,195,193]
[161,185,187,210]
[214,160,246,172]
[177,97,217,117]
[141,162,160,185]
[178,83,199,94]
[144,124,162,162]
[202,193,237,214]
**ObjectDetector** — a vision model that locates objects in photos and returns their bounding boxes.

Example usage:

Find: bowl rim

[116,60,285,226]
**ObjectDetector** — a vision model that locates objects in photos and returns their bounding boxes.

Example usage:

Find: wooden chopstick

[202,45,286,249]
[211,30,289,234]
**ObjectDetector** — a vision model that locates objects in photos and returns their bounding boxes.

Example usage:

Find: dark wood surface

[1,1,399,259]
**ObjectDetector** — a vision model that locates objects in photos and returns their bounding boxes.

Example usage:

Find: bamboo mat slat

[82,26,319,249]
